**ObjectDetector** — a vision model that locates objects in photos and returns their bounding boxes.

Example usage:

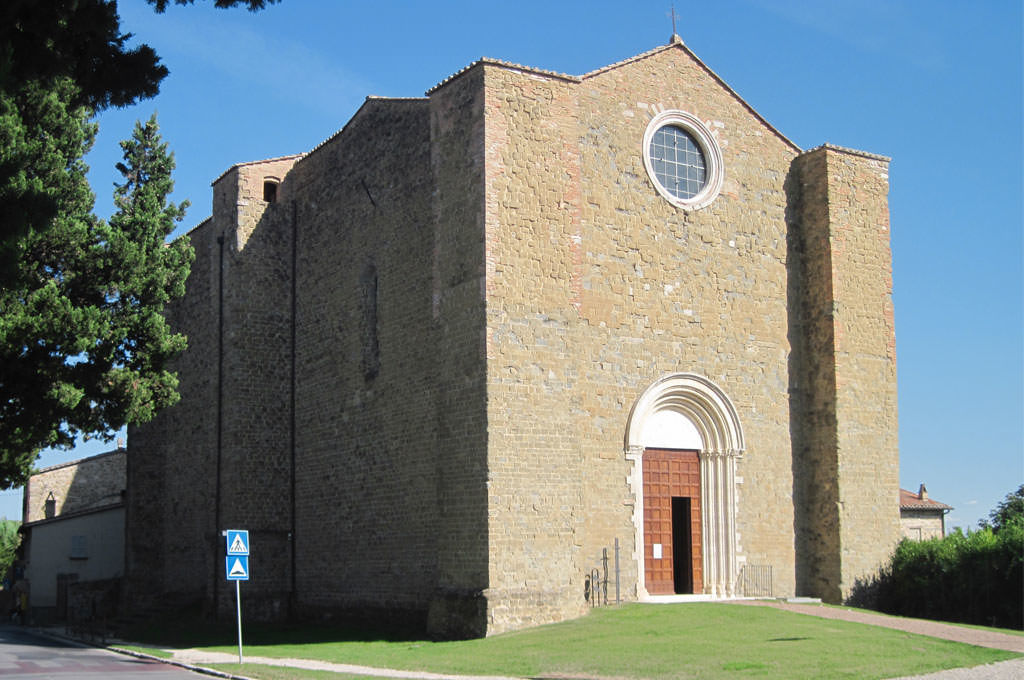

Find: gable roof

[427,35,799,153]
[584,36,798,152]
[212,153,305,186]
[900,488,953,511]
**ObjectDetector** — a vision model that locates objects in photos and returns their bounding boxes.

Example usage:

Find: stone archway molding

[624,373,745,598]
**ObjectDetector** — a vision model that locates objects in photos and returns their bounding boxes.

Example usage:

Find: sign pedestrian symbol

[226,530,249,555]
[226,555,250,581]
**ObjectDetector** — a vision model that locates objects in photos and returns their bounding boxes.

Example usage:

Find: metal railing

[738,564,773,597]
[585,538,621,607]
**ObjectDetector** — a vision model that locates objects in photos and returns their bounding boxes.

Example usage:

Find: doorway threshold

[642,594,752,603]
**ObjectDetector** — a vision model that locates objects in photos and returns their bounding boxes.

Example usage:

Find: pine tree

[0,115,193,488]
[0,0,276,274]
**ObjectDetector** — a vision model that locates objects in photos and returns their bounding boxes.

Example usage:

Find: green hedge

[847,521,1023,630]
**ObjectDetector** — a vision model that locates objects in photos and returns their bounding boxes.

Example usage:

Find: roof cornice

[799,142,891,163]
[584,38,800,153]
[426,57,580,95]
[426,39,802,154]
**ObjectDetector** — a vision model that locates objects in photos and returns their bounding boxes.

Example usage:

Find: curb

[109,645,255,680]
[22,625,254,680]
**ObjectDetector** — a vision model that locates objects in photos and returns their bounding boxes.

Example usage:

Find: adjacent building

[900,485,952,540]
[20,449,125,623]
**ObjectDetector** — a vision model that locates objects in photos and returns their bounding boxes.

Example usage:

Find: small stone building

[20,449,125,623]
[126,36,900,638]
[900,485,952,540]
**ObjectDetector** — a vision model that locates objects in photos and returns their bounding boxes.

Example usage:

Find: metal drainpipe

[289,201,298,615]
[214,233,225,619]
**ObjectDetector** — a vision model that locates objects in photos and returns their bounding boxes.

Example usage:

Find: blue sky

[3,0,1020,533]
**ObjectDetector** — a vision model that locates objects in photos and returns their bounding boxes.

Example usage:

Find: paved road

[0,625,205,679]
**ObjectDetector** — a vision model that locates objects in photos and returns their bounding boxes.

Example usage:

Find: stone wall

[482,62,588,633]
[790,145,899,603]
[426,68,491,638]
[214,156,300,619]
[24,450,124,523]
[480,43,804,631]
[576,45,803,604]
[126,155,301,617]
[286,97,451,629]
[900,510,945,540]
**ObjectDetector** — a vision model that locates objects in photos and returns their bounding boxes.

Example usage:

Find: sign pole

[224,529,250,665]
[236,578,243,664]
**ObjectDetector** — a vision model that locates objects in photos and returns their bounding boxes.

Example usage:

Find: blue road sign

[226,554,250,581]
[226,530,249,555]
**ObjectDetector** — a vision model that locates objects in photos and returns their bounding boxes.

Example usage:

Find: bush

[848,523,1023,629]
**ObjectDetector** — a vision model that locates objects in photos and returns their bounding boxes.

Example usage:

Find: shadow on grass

[121,603,1021,680]
[121,604,424,649]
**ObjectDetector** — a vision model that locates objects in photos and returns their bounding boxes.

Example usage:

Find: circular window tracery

[642,110,724,210]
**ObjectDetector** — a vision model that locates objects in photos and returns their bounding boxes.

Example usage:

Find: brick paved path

[731,600,1024,679]
[729,600,1024,653]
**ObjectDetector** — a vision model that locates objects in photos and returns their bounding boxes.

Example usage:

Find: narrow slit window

[360,264,380,380]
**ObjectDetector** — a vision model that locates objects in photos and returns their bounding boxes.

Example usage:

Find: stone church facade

[125,37,900,638]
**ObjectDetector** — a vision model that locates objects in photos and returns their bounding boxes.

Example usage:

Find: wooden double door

[643,448,703,595]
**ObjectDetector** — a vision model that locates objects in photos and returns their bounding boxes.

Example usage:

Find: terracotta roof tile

[900,488,953,510]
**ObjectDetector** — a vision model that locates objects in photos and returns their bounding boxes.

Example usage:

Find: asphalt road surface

[0,625,204,679]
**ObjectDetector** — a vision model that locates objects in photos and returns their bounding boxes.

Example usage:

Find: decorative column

[699,449,740,596]
[625,444,646,597]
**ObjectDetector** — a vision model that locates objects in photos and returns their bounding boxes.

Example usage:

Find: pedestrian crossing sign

[226,555,249,581]
[226,529,249,555]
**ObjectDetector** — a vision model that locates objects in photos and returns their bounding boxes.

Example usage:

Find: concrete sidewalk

[170,649,521,680]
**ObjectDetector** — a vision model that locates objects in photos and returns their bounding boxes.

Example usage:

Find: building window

[650,126,706,199]
[263,178,279,203]
[642,110,724,210]
[70,535,87,560]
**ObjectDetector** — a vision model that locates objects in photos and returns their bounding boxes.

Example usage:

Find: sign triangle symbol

[230,535,247,553]
[229,558,247,577]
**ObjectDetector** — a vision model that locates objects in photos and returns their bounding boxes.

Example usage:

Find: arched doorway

[624,373,745,598]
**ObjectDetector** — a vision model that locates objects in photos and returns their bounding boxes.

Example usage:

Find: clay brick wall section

[790,145,900,602]
[24,451,125,522]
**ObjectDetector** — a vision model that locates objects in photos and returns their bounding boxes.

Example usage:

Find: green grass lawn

[122,603,1021,680]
